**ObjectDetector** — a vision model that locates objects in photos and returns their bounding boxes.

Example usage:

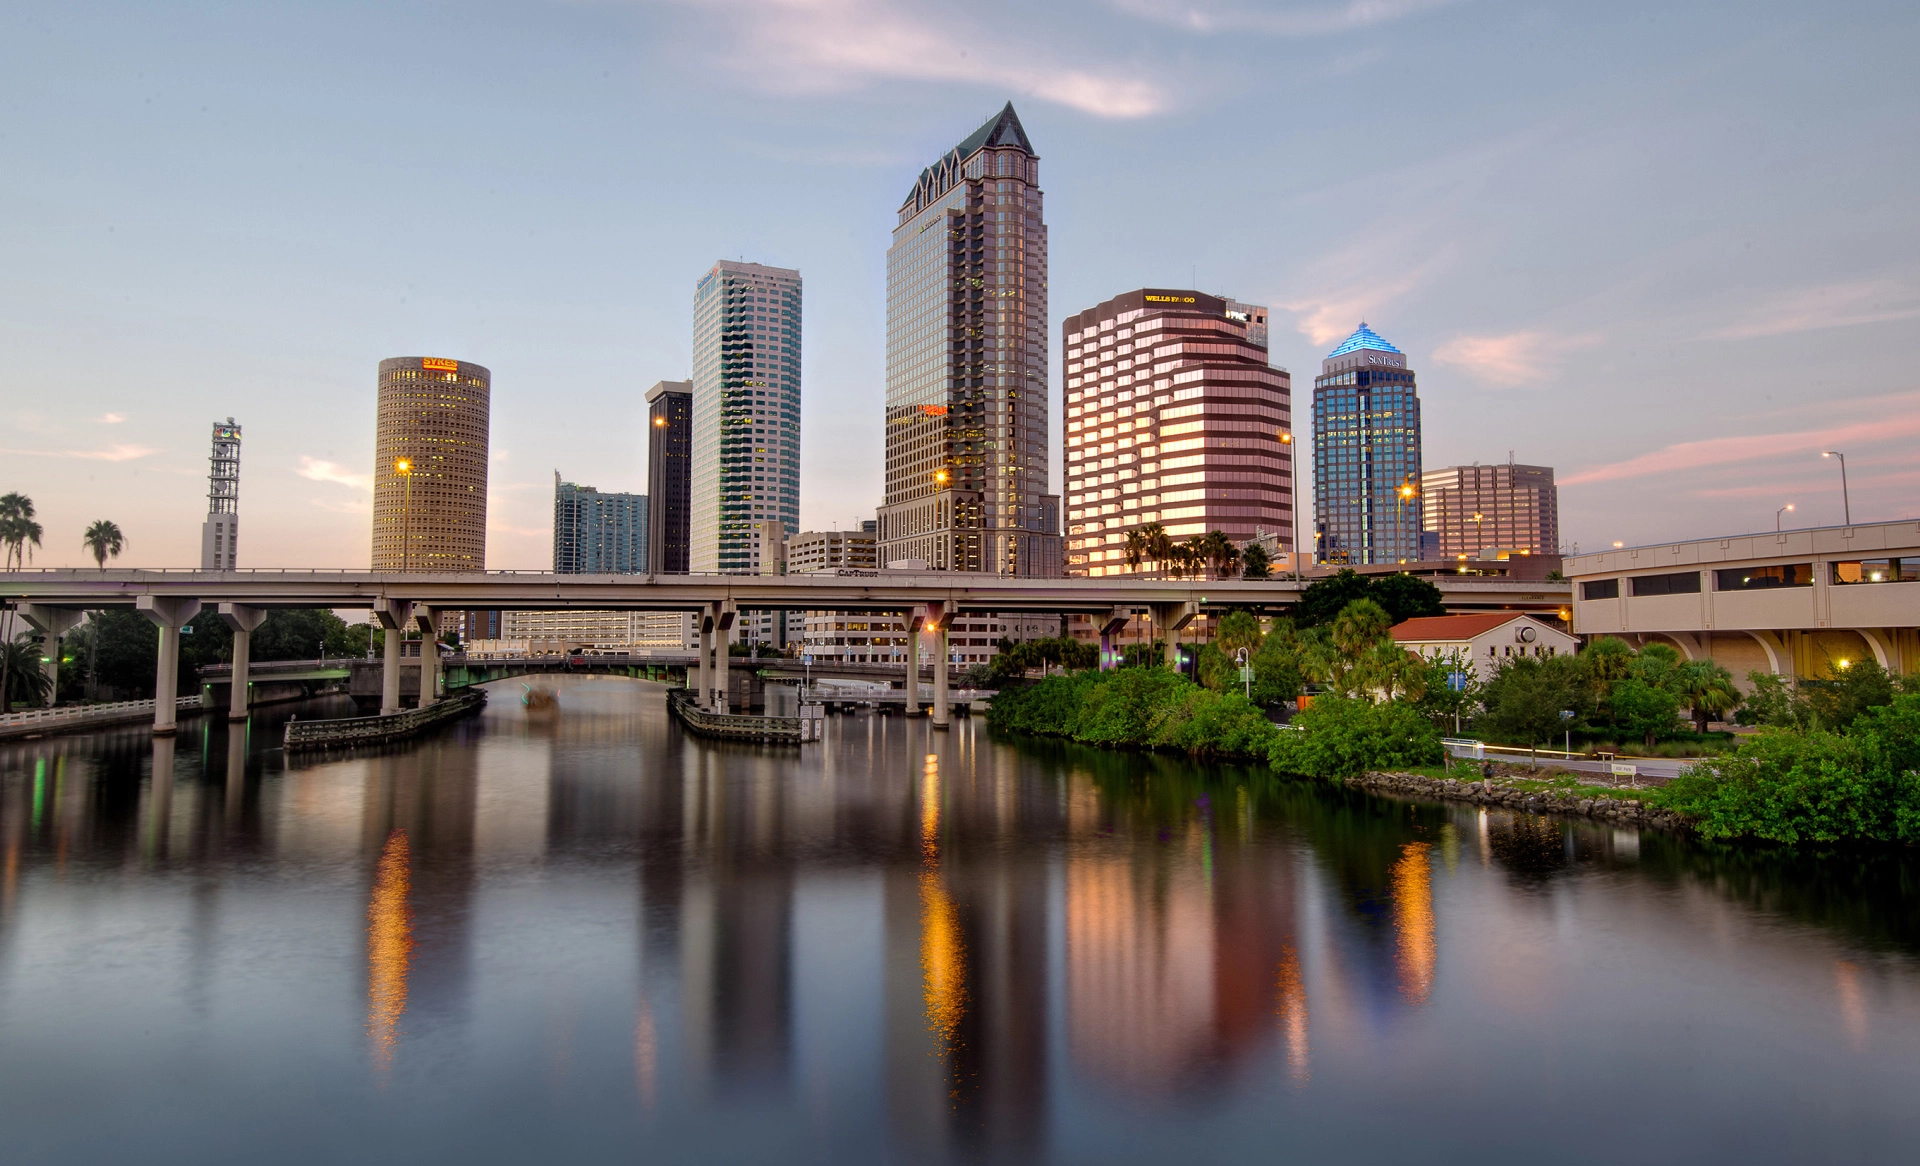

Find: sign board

[801,654,813,665]
[1447,671,1468,692]
[1239,666,1254,683]
[1610,763,1637,778]
[421,357,459,372]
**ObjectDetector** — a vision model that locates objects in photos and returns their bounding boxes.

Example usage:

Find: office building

[372,356,491,572]
[1422,462,1559,560]
[688,262,802,574]
[491,609,696,657]
[1312,325,1421,565]
[553,473,648,574]
[787,529,878,574]
[877,103,1058,575]
[200,417,241,570]
[646,380,693,575]
[1062,290,1292,576]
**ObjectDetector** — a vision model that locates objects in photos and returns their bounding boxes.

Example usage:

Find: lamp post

[395,458,413,572]
[1279,429,1300,573]
[1776,503,1794,532]
[1472,511,1484,555]
[1821,451,1850,526]
[1397,477,1418,562]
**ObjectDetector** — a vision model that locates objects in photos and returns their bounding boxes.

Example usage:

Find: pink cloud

[1562,404,1920,486]
[296,456,373,492]
[1703,279,1920,341]
[0,443,158,462]
[1431,330,1598,387]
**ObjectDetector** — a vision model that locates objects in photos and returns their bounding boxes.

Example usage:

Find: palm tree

[1201,530,1239,579]
[1141,522,1173,577]
[1675,659,1741,734]
[1123,528,1146,573]
[0,492,42,570]
[1179,536,1208,579]
[1,632,51,710]
[82,520,126,569]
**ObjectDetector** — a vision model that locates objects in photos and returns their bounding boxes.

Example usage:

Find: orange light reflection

[367,829,414,1074]
[1275,943,1309,1085]
[1391,841,1435,1005]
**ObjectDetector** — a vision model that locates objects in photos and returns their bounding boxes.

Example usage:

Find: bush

[1150,688,1282,757]
[985,668,1278,758]
[1660,694,1920,843]
[1267,694,1442,779]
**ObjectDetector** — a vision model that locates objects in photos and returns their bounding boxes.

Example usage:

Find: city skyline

[4,2,1917,569]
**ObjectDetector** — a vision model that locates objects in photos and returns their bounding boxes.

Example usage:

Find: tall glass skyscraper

[877,103,1058,575]
[689,261,801,574]
[646,380,692,575]
[552,473,647,574]
[1312,324,1422,565]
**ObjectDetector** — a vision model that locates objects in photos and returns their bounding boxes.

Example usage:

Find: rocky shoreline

[1349,769,1695,833]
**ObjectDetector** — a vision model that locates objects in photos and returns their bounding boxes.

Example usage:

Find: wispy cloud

[647,0,1167,117]
[309,496,371,514]
[1431,330,1599,387]
[1703,279,1920,341]
[1110,0,1455,36]
[1562,394,1920,486]
[0,443,158,462]
[296,456,373,492]
[1280,243,1455,346]
[98,412,125,424]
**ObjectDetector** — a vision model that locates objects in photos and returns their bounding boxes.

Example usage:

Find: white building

[1390,613,1579,682]
[488,609,697,656]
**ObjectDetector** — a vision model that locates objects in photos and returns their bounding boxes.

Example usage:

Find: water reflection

[367,828,413,1073]
[0,679,1918,1164]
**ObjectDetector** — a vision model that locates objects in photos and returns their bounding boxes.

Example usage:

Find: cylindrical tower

[372,357,491,572]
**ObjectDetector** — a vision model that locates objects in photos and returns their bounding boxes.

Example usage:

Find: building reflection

[1390,842,1436,1005]
[367,828,413,1073]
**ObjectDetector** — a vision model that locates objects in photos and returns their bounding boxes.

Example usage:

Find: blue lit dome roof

[1325,322,1402,358]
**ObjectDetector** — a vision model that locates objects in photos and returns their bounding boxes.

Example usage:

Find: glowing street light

[1776,503,1794,531]
[395,458,414,573]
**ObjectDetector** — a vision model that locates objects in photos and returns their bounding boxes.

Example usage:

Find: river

[1,675,1916,1164]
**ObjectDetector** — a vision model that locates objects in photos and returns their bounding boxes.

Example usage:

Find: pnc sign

[421,357,459,372]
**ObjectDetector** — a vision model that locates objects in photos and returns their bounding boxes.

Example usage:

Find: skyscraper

[1312,325,1422,565]
[646,380,693,575]
[1422,461,1560,559]
[200,417,241,570]
[1062,290,1292,576]
[553,473,648,574]
[878,103,1057,575]
[688,263,801,574]
[372,356,490,572]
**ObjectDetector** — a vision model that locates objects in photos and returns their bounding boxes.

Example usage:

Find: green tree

[1736,670,1808,729]
[2,631,51,709]
[1368,573,1445,623]
[1214,610,1263,659]
[1414,650,1482,734]
[0,492,42,569]
[1577,636,1635,725]
[1674,659,1742,734]
[1611,677,1683,751]
[81,520,126,569]
[1268,694,1442,778]
[1479,654,1585,767]
[1295,569,1374,628]
[1250,620,1305,705]
[1241,543,1272,579]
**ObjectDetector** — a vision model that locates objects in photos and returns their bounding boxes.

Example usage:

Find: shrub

[1267,694,1442,779]
[1151,688,1282,757]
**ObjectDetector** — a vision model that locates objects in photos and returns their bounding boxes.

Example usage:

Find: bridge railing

[0,695,206,730]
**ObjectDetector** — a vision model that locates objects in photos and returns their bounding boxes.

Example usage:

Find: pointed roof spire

[1326,322,1402,359]
[955,102,1035,158]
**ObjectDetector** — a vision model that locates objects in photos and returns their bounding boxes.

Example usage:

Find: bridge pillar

[217,603,268,720]
[698,613,714,710]
[414,607,441,706]
[373,599,412,715]
[712,602,737,712]
[15,604,83,708]
[925,601,951,729]
[1149,602,1197,671]
[1098,607,1130,671]
[137,596,202,735]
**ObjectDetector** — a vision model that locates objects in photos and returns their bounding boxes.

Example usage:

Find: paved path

[1443,742,1693,782]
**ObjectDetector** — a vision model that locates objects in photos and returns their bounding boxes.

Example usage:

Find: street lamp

[1279,429,1301,572]
[1472,511,1484,554]
[1776,503,1794,531]
[1821,451,1850,525]
[395,458,413,572]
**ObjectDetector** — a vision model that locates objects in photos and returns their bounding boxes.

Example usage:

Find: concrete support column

[373,599,412,715]
[1098,608,1130,672]
[137,596,202,735]
[16,605,83,708]
[698,613,714,709]
[713,603,736,713]
[413,607,441,706]
[1149,601,1197,671]
[218,603,267,721]
[927,601,950,730]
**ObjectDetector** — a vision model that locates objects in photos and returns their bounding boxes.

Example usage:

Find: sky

[3,0,1917,570]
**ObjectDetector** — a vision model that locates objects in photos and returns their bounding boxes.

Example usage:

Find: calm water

[2,676,1918,1164]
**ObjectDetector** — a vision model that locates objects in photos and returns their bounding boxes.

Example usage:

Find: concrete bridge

[4,567,1570,734]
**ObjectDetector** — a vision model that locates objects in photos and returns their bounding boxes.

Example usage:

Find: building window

[1715,563,1815,591]
[1580,578,1620,601]
[1831,558,1915,584]
[1630,571,1701,597]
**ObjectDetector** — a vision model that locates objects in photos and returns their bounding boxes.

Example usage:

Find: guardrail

[0,696,207,740]
[668,689,817,743]
[284,690,487,751]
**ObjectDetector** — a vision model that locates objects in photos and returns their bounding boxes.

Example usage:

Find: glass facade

[553,474,647,575]
[1421,462,1559,559]
[646,381,692,575]
[1312,325,1421,565]
[689,262,802,575]
[879,103,1058,575]
[371,357,490,573]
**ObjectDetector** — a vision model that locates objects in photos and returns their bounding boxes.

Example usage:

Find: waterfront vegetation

[987,571,1920,846]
